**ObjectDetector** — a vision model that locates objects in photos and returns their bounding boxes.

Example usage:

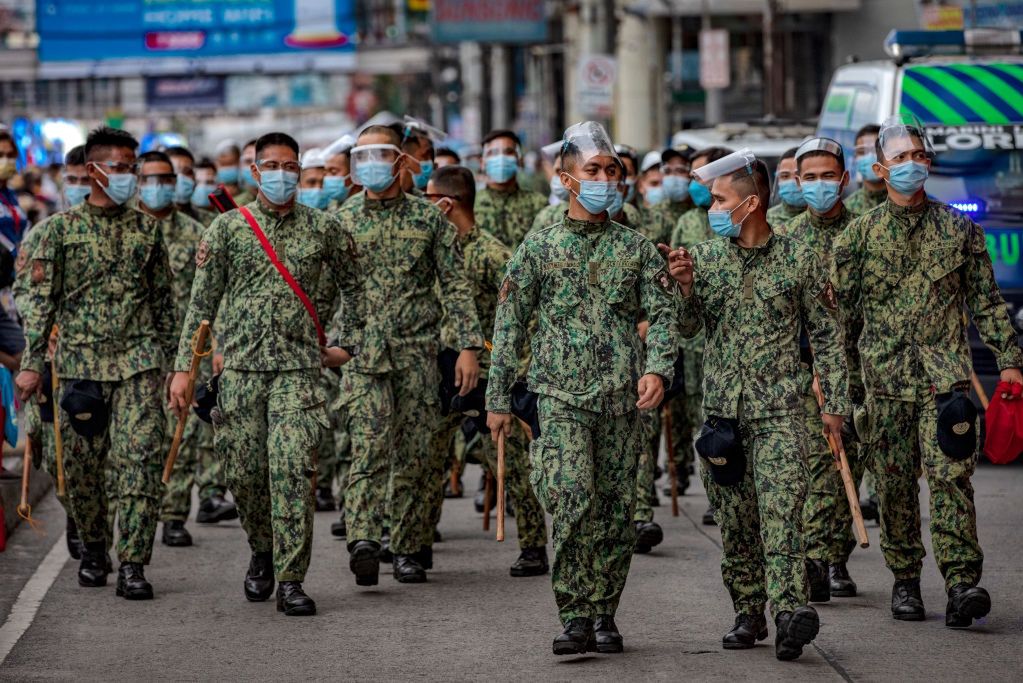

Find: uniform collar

[253,196,294,221]
[563,215,609,235]
[808,205,849,229]
[885,197,929,221]
[363,191,407,211]
[82,201,127,219]
[730,231,776,257]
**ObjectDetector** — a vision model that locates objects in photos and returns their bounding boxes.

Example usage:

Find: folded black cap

[38,364,54,424]
[193,374,220,424]
[936,390,978,461]
[510,381,540,440]
[695,416,746,486]
[59,379,110,438]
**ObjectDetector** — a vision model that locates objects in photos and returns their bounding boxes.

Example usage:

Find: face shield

[301,148,326,170]
[878,113,933,161]
[794,137,845,169]
[322,134,355,161]
[350,143,402,192]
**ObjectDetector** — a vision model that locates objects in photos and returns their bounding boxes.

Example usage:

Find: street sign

[577,54,617,119]
[699,29,730,90]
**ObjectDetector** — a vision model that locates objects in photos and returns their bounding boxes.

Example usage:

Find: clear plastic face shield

[350,144,401,176]
[877,113,933,164]
[692,148,761,211]
[300,148,326,171]
[559,121,621,182]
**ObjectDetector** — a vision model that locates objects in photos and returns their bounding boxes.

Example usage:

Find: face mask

[297,187,329,210]
[94,166,137,205]
[708,196,753,238]
[323,175,349,202]
[0,158,15,180]
[883,160,928,195]
[485,155,518,183]
[690,180,713,208]
[412,160,434,190]
[240,165,257,189]
[65,185,90,207]
[192,183,214,207]
[174,176,195,204]
[645,185,665,206]
[258,170,299,205]
[609,189,625,217]
[140,184,175,211]
[566,174,617,215]
[801,180,842,214]
[777,179,807,208]
[549,174,569,202]
[662,176,690,202]
[217,166,239,185]
[856,154,879,182]
[625,179,637,204]
[355,160,397,193]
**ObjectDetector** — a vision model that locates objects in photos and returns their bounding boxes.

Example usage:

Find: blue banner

[431,0,547,44]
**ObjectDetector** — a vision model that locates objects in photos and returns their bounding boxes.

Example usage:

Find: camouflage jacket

[13,215,55,319]
[530,202,566,236]
[334,191,482,373]
[844,186,887,217]
[671,207,712,249]
[832,199,1023,401]
[677,232,849,419]
[766,201,806,230]
[21,202,176,380]
[475,184,548,250]
[159,210,205,330]
[175,199,364,373]
[632,204,673,246]
[659,198,695,229]
[177,202,217,228]
[487,216,677,416]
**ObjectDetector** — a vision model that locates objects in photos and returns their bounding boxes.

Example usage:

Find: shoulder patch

[15,250,28,274]
[195,240,211,269]
[818,280,838,311]
[31,260,46,284]
[498,276,517,304]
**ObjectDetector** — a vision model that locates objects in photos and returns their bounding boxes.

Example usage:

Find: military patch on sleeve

[655,267,677,294]
[31,260,45,284]
[498,276,517,304]
[14,250,28,274]
[818,280,838,311]
[195,239,211,269]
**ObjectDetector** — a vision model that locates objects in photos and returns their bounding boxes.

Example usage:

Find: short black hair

[85,126,138,160]
[195,157,216,172]
[402,133,434,159]
[164,146,194,163]
[433,165,476,209]
[435,147,461,163]
[797,150,844,175]
[243,138,257,150]
[661,149,686,165]
[138,150,173,168]
[855,124,881,142]
[692,146,733,167]
[359,124,401,147]
[482,129,521,149]
[780,147,799,162]
[727,159,771,210]
[255,132,299,160]
[65,145,86,167]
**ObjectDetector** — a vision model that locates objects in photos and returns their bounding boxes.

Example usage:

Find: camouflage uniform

[334,192,481,557]
[530,203,566,236]
[487,215,677,624]
[177,200,364,581]
[766,201,805,230]
[844,186,887,217]
[157,210,227,522]
[776,206,865,566]
[678,233,849,617]
[233,189,256,207]
[177,203,217,228]
[833,199,1022,590]
[475,184,548,250]
[658,198,695,229]
[422,225,547,550]
[21,202,176,564]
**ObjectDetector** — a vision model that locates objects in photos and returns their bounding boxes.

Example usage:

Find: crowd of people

[0,111,1017,661]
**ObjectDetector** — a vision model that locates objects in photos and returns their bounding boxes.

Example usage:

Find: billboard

[36,0,356,77]
[431,0,546,44]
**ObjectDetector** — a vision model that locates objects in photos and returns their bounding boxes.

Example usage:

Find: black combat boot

[243,551,275,601]
[393,555,427,583]
[829,562,857,597]
[702,506,717,526]
[314,487,336,512]
[945,584,990,629]
[330,515,347,538]
[510,547,549,577]
[859,495,880,524]
[891,578,925,621]
[348,540,380,586]
[116,562,154,600]
[634,520,664,554]
[722,613,768,650]
[65,515,84,560]
[552,617,594,656]
[276,581,316,616]
[593,616,624,653]
[196,493,238,524]
[411,545,434,571]
[379,529,393,563]
[806,559,831,602]
[774,606,819,661]
[78,541,110,587]
[161,520,193,547]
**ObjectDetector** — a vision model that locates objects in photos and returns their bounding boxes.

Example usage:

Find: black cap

[936,390,978,461]
[59,380,109,438]
[193,374,220,424]
[437,348,460,417]
[695,417,746,486]
[510,381,540,440]
[38,364,54,424]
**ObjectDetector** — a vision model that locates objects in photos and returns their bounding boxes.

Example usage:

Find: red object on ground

[984,381,1023,465]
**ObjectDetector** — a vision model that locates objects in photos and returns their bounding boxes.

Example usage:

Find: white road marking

[0,534,68,664]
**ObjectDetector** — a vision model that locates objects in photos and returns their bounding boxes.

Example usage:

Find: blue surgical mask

[801,180,842,214]
[485,155,518,183]
[412,160,434,190]
[174,176,195,204]
[192,183,214,207]
[549,174,569,202]
[323,175,350,202]
[240,165,257,189]
[64,185,90,207]
[258,170,299,205]
[778,179,807,208]
[356,161,397,193]
[663,175,690,202]
[297,187,329,210]
[567,174,617,215]
[708,196,753,238]
[625,179,637,203]
[856,154,879,182]
[609,189,625,218]
[217,166,239,185]
[94,167,137,205]
[645,185,665,206]
[140,184,174,211]
[690,180,713,208]
[883,160,928,195]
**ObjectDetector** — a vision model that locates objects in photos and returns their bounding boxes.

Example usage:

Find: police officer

[165,146,217,227]
[845,124,888,216]
[297,149,330,211]
[765,148,807,229]
[475,129,548,249]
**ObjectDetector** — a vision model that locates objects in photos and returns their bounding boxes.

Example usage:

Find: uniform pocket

[528,437,553,512]
[601,268,639,308]
[397,231,431,273]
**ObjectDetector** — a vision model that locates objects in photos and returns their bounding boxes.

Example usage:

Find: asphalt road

[1,463,1021,681]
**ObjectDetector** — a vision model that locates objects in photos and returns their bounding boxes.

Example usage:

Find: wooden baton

[813,376,869,548]
[162,321,213,484]
[496,431,506,542]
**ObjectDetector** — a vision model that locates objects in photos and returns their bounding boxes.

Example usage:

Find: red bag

[983,381,1023,465]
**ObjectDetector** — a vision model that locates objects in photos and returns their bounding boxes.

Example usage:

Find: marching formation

[0,110,1019,662]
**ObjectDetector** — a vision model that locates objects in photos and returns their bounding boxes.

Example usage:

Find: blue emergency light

[885,29,1023,59]
[949,198,986,216]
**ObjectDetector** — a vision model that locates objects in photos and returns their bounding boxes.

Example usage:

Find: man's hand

[167,372,193,422]
[15,370,41,402]
[213,352,225,375]
[487,411,513,442]
[454,349,480,397]
[657,244,694,295]
[636,320,650,343]
[636,373,665,411]
[1000,368,1023,399]
[822,413,845,453]
[320,346,352,368]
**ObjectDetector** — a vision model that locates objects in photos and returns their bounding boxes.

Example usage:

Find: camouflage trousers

[634,408,660,523]
[860,393,982,590]
[423,414,547,550]
[160,411,224,521]
[531,396,641,624]
[703,413,809,617]
[24,402,72,517]
[59,370,165,564]
[215,369,326,582]
[663,395,698,491]
[317,369,351,499]
[341,356,439,555]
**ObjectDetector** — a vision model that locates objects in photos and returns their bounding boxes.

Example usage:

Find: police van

[817,29,1023,408]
